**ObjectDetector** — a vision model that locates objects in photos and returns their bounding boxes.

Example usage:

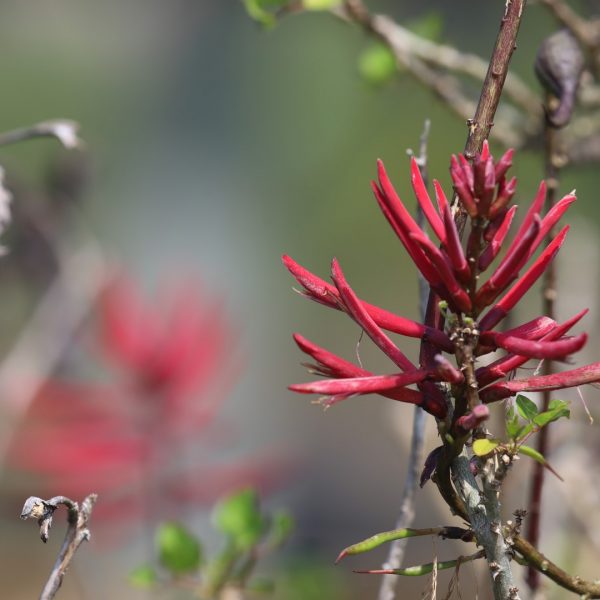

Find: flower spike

[286,146,592,431]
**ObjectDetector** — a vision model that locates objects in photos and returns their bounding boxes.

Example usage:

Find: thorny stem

[377,121,430,600]
[435,2,528,598]
[452,456,519,600]
[20,494,97,600]
[526,98,562,593]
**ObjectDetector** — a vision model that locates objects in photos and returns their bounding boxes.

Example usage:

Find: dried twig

[21,493,97,600]
[0,120,82,149]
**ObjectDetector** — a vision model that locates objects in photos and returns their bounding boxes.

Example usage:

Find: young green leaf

[533,399,570,428]
[243,0,289,28]
[129,564,157,588]
[472,438,500,457]
[505,405,524,440]
[516,394,539,421]
[267,509,295,549]
[406,12,444,42]
[156,522,202,575]
[358,44,397,86]
[213,488,266,551]
[303,0,341,10]
[518,445,564,481]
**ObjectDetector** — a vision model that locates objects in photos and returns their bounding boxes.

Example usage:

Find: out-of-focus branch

[334,0,539,149]
[0,235,109,462]
[21,493,97,600]
[377,121,430,600]
[0,120,82,150]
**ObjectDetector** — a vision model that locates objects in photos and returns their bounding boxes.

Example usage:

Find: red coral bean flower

[285,142,600,429]
[8,275,284,525]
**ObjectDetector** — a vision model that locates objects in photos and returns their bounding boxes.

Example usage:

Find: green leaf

[243,0,289,28]
[518,445,564,481]
[268,509,295,548]
[516,394,538,422]
[534,400,570,428]
[156,522,202,575]
[213,488,266,551]
[406,12,444,42]
[303,0,341,10]
[129,564,157,588]
[472,438,500,457]
[358,44,397,86]
[505,405,523,440]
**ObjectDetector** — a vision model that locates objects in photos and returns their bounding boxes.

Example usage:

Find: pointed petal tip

[335,550,347,564]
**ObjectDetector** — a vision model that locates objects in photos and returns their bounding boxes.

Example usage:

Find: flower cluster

[284,142,599,429]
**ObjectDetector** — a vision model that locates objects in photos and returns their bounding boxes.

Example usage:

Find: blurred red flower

[7,274,283,525]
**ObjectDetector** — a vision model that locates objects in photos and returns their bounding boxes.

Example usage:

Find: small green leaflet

[506,405,524,440]
[472,438,500,457]
[518,445,564,481]
[516,394,539,421]
[507,396,570,442]
[358,44,397,86]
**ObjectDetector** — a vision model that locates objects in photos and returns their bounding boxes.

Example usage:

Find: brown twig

[21,494,97,600]
[335,0,538,150]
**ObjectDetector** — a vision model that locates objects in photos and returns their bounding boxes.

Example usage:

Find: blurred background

[0,1,598,598]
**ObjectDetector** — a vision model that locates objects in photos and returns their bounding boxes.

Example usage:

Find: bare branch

[21,494,97,600]
[0,120,82,149]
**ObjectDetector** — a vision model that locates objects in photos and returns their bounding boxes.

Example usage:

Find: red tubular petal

[480,139,491,161]
[411,157,446,243]
[529,194,576,258]
[519,180,547,238]
[458,154,474,189]
[282,254,338,307]
[289,370,427,396]
[331,259,416,372]
[451,156,478,217]
[377,160,429,245]
[479,205,518,272]
[293,333,367,378]
[293,334,429,404]
[475,216,540,308]
[478,225,569,331]
[484,208,508,242]
[474,157,496,216]
[479,315,555,346]
[454,404,490,433]
[480,361,600,403]
[476,309,588,387]
[489,176,517,220]
[283,255,452,350]
[492,332,587,359]
[419,380,449,418]
[433,180,449,215]
[409,231,472,313]
[372,181,443,288]
[494,148,514,181]
[434,354,464,384]
[441,203,470,283]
